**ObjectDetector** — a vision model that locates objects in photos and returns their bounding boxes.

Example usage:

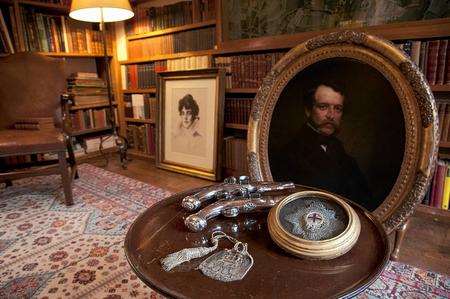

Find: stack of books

[67,72,109,107]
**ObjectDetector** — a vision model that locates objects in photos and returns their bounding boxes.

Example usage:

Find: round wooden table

[125,187,390,298]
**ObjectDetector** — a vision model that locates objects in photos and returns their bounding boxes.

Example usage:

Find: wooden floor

[89,156,450,275]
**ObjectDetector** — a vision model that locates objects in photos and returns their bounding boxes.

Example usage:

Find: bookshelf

[225,123,247,130]
[127,19,216,41]
[431,85,450,92]
[440,142,450,149]
[226,88,258,94]
[125,117,155,124]
[122,88,156,93]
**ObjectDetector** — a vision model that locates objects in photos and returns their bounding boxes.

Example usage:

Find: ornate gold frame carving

[247,31,438,234]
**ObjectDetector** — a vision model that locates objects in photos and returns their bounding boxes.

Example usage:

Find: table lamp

[69,0,134,168]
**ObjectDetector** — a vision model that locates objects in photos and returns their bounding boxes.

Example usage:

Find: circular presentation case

[268,190,361,260]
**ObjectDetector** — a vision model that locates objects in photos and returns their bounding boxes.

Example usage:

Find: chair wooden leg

[391,220,409,261]
[58,151,73,206]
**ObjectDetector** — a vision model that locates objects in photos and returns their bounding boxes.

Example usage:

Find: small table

[125,187,390,298]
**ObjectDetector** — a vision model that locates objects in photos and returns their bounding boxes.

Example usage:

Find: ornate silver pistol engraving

[182,176,294,232]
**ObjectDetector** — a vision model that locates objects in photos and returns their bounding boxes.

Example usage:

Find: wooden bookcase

[115,0,450,215]
[0,0,121,160]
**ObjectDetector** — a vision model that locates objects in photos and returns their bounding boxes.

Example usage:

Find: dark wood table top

[125,187,390,299]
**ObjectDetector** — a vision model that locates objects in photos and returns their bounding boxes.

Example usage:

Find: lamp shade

[70,0,134,23]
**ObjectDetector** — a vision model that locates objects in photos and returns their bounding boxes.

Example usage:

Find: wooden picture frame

[156,69,225,181]
[247,31,439,234]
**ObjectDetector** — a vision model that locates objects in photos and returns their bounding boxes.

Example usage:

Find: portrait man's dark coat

[279,123,375,211]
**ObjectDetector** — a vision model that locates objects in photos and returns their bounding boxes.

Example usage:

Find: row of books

[214,52,285,88]
[70,108,112,131]
[397,39,450,85]
[125,0,215,35]
[17,8,111,54]
[125,61,166,90]
[127,124,156,156]
[225,98,253,125]
[423,160,449,210]
[123,55,213,89]
[437,101,450,143]
[127,27,215,59]
[166,55,212,71]
[223,137,248,175]
[67,72,109,106]
[123,94,157,120]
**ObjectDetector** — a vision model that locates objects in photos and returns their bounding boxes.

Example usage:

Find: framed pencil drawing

[156,69,225,181]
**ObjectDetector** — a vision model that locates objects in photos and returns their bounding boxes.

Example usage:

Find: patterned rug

[0,164,448,299]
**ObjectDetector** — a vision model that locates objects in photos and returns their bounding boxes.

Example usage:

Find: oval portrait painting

[268,57,405,212]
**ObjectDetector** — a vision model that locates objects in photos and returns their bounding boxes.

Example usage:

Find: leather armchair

[0,53,76,205]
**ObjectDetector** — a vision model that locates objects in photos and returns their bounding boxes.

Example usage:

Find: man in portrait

[281,82,375,210]
[172,94,206,156]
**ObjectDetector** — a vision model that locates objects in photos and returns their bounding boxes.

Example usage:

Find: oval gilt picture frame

[247,31,438,234]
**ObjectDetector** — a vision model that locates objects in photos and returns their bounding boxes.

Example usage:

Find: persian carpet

[0,164,448,299]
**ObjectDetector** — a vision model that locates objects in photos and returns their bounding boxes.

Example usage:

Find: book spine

[426,40,440,85]
[0,9,14,53]
[8,6,19,52]
[433,161,446,208]
[60,16,69,52]
[442,165,450,210]
[436,39,448,85]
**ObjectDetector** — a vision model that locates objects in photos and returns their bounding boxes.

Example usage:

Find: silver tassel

[161,238,219,271]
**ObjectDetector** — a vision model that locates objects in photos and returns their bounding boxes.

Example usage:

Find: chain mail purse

[160,231,253,282]
[268,191,361,260]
